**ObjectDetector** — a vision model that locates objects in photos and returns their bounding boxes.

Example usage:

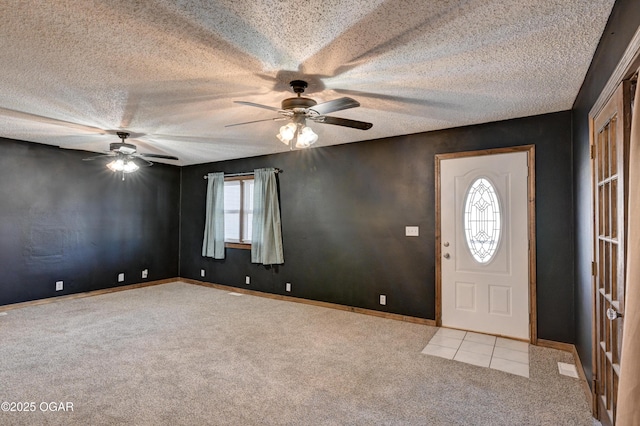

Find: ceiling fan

[227,80,373,149]
[83,131,179,179]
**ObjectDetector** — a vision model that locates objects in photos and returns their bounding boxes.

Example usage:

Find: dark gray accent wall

[181,111,575,342]
[572,0,640,384]
[0,138,181,306]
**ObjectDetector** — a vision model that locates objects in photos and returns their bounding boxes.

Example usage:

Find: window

[463,177,501,263]
[224,177,254,246]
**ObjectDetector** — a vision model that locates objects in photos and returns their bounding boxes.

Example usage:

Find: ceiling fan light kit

[106,157,139,174]
[230,80,372,150]
[276,112,319,149]
[277,122,319,148]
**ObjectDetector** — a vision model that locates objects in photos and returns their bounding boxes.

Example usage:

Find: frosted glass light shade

[295,126,318,148]
[277,123,297,145]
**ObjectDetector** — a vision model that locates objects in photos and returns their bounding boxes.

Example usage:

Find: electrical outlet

[142,269,148,279]
[201,269,205,277]
[379,295,387,305]
[285,282,291,292]
[245,276,250,285]
[405,226,419,237]
[118,273,125,282]
[55,281,63,291]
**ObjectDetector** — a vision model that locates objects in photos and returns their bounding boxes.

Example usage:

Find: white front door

[439,151,530,340]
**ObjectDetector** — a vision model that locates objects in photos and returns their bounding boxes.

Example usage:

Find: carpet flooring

[0,282,593,425]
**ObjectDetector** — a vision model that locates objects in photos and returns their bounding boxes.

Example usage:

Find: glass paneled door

[591,80,631,426]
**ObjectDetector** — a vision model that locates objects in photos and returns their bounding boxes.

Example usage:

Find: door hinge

[590,145,596,159]
[592,261,597,276]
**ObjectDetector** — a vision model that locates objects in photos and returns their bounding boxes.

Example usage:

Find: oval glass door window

[463,177,501,263]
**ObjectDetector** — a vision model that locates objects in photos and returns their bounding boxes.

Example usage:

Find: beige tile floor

[421,328,530,378]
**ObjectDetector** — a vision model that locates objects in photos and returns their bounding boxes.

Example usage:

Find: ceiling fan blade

[315,116,373,130]
[225,117,287,127]
[234,101,281,112]
[139,153,179,160]
[309,97,360,115]
[134,157,154,167]
[82,153,114,161]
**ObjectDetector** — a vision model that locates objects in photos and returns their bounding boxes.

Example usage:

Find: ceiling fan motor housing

[281,97,317,110]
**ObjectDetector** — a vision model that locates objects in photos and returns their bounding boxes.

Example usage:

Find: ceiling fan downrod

[116,131,130,142]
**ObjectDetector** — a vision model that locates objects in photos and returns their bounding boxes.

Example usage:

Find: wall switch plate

[245,276,250,285]
[380,295,387,305]
[201,269,205,277]
[118,273,125,282]
[285,282,291,292]
[142,269,148,279]
[56,281,63,291]
[405,226,419,237]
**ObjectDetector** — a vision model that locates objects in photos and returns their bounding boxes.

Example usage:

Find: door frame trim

[589,25,640,119]
[434,145,537,344]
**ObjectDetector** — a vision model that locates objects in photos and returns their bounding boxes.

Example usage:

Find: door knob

[443,242,450,247]
[606,307,623,320]
[443,253,450,259]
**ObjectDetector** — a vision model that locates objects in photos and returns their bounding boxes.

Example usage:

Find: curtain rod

[203,168,282,179]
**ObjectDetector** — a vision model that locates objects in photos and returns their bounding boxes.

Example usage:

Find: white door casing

[439,151,530,340]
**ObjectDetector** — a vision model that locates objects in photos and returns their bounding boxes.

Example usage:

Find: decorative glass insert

[463,177,501,263]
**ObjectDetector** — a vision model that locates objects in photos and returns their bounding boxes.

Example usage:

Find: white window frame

[223,176,253,249]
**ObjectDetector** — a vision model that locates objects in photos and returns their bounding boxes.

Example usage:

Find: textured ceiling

[0,0,615,166]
